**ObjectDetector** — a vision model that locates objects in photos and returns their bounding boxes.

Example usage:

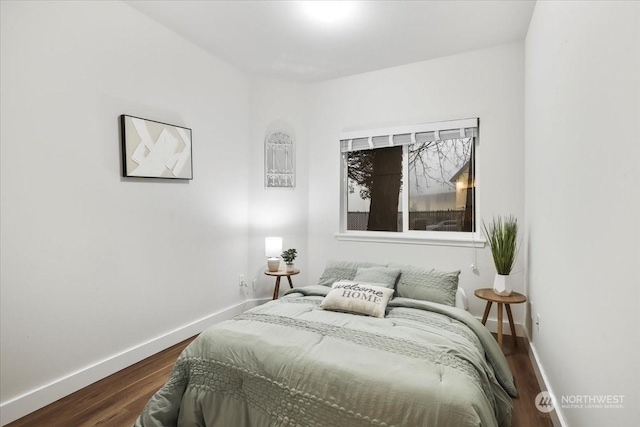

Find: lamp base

[267,258,280,272]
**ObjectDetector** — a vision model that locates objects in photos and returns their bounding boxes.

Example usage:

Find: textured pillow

[389,263,460,306]
[317,260,385,287]
[352,267,401,289]
[320,281,395,318]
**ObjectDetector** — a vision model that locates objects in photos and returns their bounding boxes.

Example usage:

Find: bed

[134,263,516,427]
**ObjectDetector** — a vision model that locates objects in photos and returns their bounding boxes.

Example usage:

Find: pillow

[320,281,395,318]
[389,263,460,307]
[352,267,401,289]
[317,260,385,287]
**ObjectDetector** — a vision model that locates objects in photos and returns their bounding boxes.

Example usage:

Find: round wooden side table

[264,268,300,300]
[474,288,527,347]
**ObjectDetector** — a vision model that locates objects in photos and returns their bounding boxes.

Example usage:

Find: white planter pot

[286,263,295,273]
[493,274,512,296]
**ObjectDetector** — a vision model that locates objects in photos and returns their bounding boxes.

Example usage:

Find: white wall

[525,1,640,426]
[247,77,310,297]
[306,43,525,322]
[0,0,251,421]
[11,2,638,426]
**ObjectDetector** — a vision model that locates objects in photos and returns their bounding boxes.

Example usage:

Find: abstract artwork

[265,131,295,188]
[120,115,193,179]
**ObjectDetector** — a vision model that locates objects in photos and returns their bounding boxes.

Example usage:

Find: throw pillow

[317,260,385,287]
[320,281,395,318]
[352,267,401,289]
[389,263,460,306]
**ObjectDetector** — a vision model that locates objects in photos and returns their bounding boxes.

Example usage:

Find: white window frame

[336,118,485,248]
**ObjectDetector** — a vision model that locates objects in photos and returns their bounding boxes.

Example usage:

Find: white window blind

[340,118,479,153]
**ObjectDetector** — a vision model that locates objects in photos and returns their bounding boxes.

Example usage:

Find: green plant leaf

[281,248,297,263]
[482,215,519,275]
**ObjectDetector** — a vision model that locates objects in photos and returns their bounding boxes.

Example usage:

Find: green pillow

[317,260,385,287]
[389,263,460,306]
[352,267,401,289]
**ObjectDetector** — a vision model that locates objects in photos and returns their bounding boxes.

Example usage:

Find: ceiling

[126,0,536,83]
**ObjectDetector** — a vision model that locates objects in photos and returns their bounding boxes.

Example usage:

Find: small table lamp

[265,237,283,272]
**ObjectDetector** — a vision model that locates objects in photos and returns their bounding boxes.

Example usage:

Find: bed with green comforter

[134,285,516,427]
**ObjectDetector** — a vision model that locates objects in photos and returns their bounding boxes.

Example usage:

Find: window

[340,118,479,243]
[346,146,404,231]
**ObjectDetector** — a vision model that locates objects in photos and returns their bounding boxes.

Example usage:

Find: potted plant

[483,215,519,296]
[281,248,297,273]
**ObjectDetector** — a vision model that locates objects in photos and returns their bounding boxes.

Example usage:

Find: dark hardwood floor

[500,334,553,427]
[7,335,552,427]
[5,338,196,427]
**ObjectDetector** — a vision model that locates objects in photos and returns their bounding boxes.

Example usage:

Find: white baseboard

[525,332,568,427]
[474,316,526,337]
[0,298,270,426]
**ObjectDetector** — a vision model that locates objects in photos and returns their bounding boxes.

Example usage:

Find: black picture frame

[120,114,193,180]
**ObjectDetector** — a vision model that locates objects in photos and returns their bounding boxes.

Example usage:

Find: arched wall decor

[265,131,295,188]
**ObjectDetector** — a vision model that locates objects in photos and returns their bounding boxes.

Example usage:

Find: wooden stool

[264,268,299,300]
[474,288,527,346]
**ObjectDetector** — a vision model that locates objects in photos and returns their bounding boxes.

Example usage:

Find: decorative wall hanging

[265,131,295,188]
[120,115,193,179]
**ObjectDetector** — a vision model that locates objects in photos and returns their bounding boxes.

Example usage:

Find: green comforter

[135,285,516,427]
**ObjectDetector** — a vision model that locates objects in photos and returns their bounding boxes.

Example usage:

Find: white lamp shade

[265,237,283,258]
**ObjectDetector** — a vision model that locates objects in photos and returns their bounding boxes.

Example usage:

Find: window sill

[334,231,486,248]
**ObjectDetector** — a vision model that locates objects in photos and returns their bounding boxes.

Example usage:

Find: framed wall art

[120,115,193,179]
[265,131,295,188]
